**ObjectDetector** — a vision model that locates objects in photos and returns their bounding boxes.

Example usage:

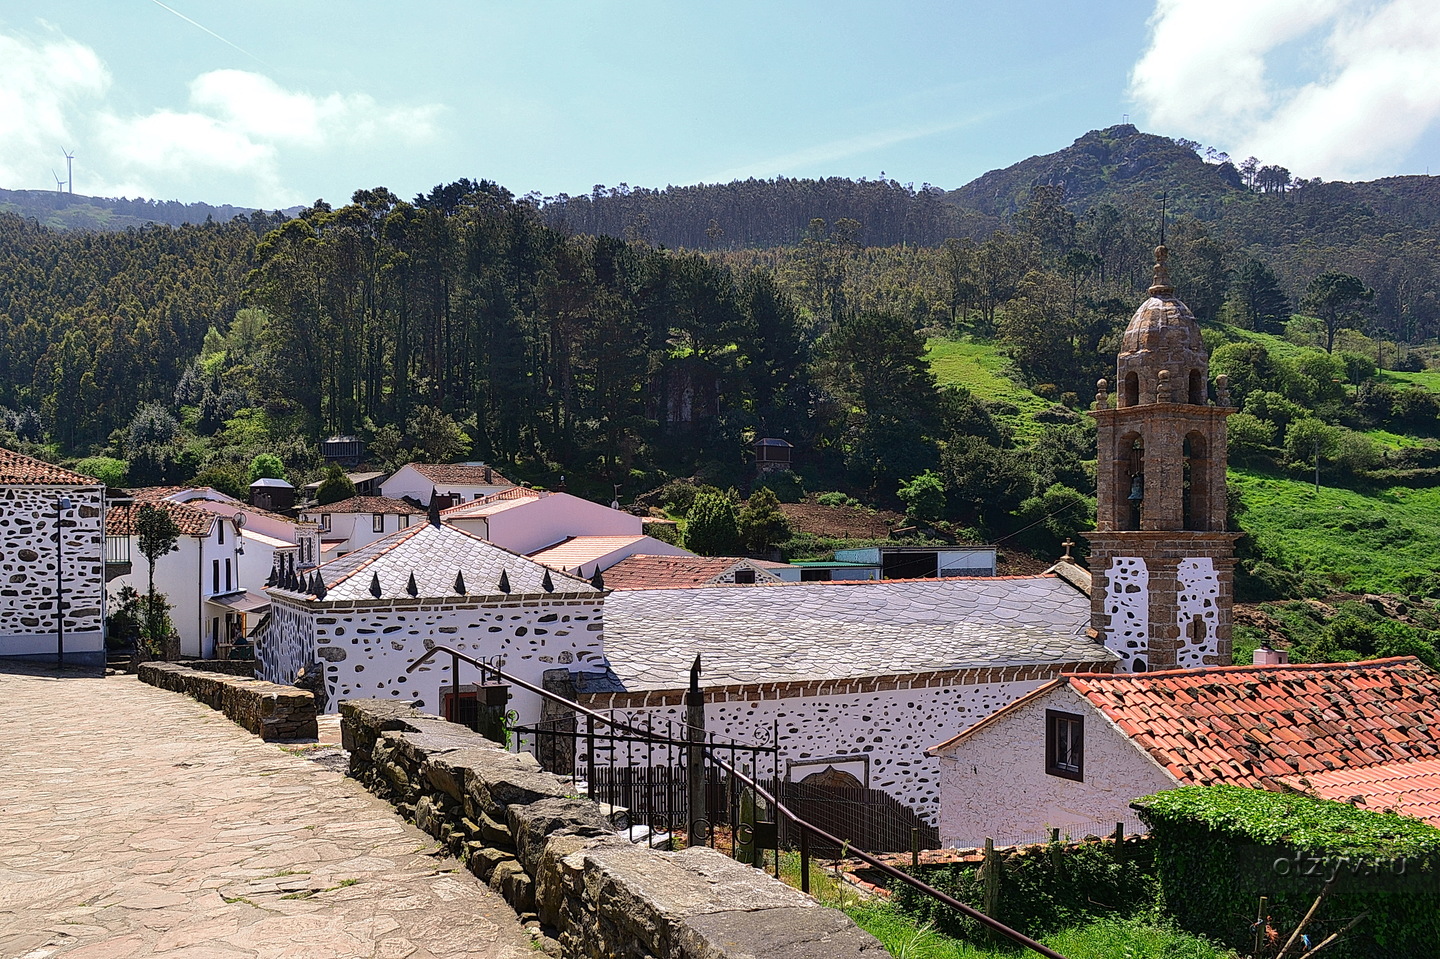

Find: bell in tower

[1084,244,1241,672]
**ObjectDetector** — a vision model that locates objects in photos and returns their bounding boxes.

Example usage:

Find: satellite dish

[232,511,247,530]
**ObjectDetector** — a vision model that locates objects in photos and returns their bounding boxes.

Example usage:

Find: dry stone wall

[0,484,106,665]
[138,661,318,740]
[341,699,884,958]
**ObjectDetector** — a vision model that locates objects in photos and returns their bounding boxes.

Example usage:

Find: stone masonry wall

[139,662,318,741]
[341,699,884,958]
[0,483,106,663]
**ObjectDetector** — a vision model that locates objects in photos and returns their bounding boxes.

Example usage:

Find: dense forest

[4,125,1440,629]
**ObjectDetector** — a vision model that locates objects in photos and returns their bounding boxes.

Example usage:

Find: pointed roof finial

[428,488,442,526]
[313,572,327,601]
[590,566,605,590]
[406,572,419,597]
[497,570,511,594]
[454,570,467,595]
[541,569,554,592]
[369,571,382,598]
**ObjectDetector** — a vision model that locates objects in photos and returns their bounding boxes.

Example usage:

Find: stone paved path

[0,666,534,959]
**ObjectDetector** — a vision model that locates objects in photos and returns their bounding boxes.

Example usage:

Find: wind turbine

[51,169,67,194]
[62,149,74,194]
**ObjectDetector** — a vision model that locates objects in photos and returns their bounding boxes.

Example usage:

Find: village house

[380,462,513,507]
[442,487,689,574]
[0,449,106,667]
[600,553,791,588]
[298,495,423,560]
[927,656,1440,847]
[106,494,248,659]
[255,510,606,723]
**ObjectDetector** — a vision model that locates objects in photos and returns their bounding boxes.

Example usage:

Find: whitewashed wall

[258,593,608,719]
[591,674,1055,825]
[0,484,106,665]
[932,684,1175,848]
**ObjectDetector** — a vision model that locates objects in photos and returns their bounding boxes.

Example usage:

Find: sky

[1,0,1438,210]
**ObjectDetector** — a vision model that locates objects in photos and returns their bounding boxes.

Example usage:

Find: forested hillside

[0,188,290,232]
[4,127,1440,638]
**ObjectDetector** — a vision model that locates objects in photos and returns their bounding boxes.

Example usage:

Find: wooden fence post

[982,838,1001,922]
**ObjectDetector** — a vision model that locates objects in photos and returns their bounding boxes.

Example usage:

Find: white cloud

[1130,0,1440,180]
[0,28,109,190]
[0,25,440,205]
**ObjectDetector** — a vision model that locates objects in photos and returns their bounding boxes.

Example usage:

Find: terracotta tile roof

[601,575,1109,690]
[106,500,218,537]
[527,535,654,571]
[124,486,194,501]
[0,448,98,485]
[410,463,513,487]
[1067,657,1440,789]
[271,520,599,602]
[442,488,542,517]
[602,554,783,589]
[1282,757,1440,828]
[302,495,421,515]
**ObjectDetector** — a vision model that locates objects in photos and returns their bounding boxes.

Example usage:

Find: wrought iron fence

[405,644,1067,959]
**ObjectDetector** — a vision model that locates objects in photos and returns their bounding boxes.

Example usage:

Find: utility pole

[686,655,706,847]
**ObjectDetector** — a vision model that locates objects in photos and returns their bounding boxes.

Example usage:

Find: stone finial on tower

[1095,378,1109,410]
[1216,373,1231,407]
[1148,244,1174,297]
[1157,369,1172,403]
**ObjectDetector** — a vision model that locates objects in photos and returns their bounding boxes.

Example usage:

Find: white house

[158,488,304,595]
[380,463,513,506]
[255,514,605,723]
[0,449,106,668]
[443,488,689,572]
[926,656,1440,848]
[298,496,423,560]
[106,497,250,659]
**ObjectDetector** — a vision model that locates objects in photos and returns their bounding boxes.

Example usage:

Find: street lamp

[55,495,72,666]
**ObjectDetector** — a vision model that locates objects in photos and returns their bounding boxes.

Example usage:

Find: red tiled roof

[602,554,779,589]
[410,463,513,487]
[0,448,97,485]
[125,486,193,502]
[1069,657,1440,789]
[303,495,421,515]
[106,500,218,537]
[1281,757,1440,828]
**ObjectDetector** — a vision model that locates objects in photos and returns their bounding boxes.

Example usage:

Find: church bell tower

[1085,245,1240,671]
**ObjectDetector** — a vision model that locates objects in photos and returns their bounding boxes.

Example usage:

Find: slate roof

[601,554,784,589]
[302,495,420,515]
[599,574,1107,690]
[1282,757,1440,828]
[932,657,1440,788]
[107,500,217,537]
[0,448,97,485]
[410,463,513,487]
[270,520,599,602]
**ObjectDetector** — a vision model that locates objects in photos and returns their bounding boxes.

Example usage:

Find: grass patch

[1380,367,1440,394]
[925,336,1051,441]
[1230,467,1440,594]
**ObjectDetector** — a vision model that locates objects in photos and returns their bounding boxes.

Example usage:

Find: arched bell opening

[1123,371,1140,408]
[1117,431,1144,530]
[1183,430,1210,531]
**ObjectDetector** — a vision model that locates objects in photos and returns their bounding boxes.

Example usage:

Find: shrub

[684,488,741,556]
[73,455,128,488]
[897,470,946,522]
[1226,413,1274,461]
[755,469,805,503]
[737,487,792,553]
[1136,785,1440,959]
[248,452,286,483]
[314,463,357,505]
[816,491,859,508]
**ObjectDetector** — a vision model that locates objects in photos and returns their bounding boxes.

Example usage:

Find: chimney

[484,466,493,484]
[1252,644,1289,666]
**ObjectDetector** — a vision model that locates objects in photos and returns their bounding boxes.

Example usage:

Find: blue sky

[1,1,1437,208]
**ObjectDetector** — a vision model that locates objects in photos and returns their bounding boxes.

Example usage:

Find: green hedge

[1135,785,1440,959]
[890,837,1156,941]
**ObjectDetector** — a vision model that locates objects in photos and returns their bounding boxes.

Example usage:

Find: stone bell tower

[1085,245,1240,671]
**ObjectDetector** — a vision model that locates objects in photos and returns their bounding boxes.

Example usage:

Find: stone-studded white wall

[603,676,1052,825]
[933,685,1175,848]
[258,594,607,720]
[1175,557,1220,668]
[1103,556,1149,672]
[0,485,106,664]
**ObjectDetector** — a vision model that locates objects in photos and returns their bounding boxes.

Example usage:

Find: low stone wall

[174,658,256,677]
[341,699,884,958]
[138,662,318,741]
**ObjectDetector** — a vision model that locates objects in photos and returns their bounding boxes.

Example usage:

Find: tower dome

[1115,245,1209,407]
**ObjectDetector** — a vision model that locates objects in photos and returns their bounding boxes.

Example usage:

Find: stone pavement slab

[0,666,534,959]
